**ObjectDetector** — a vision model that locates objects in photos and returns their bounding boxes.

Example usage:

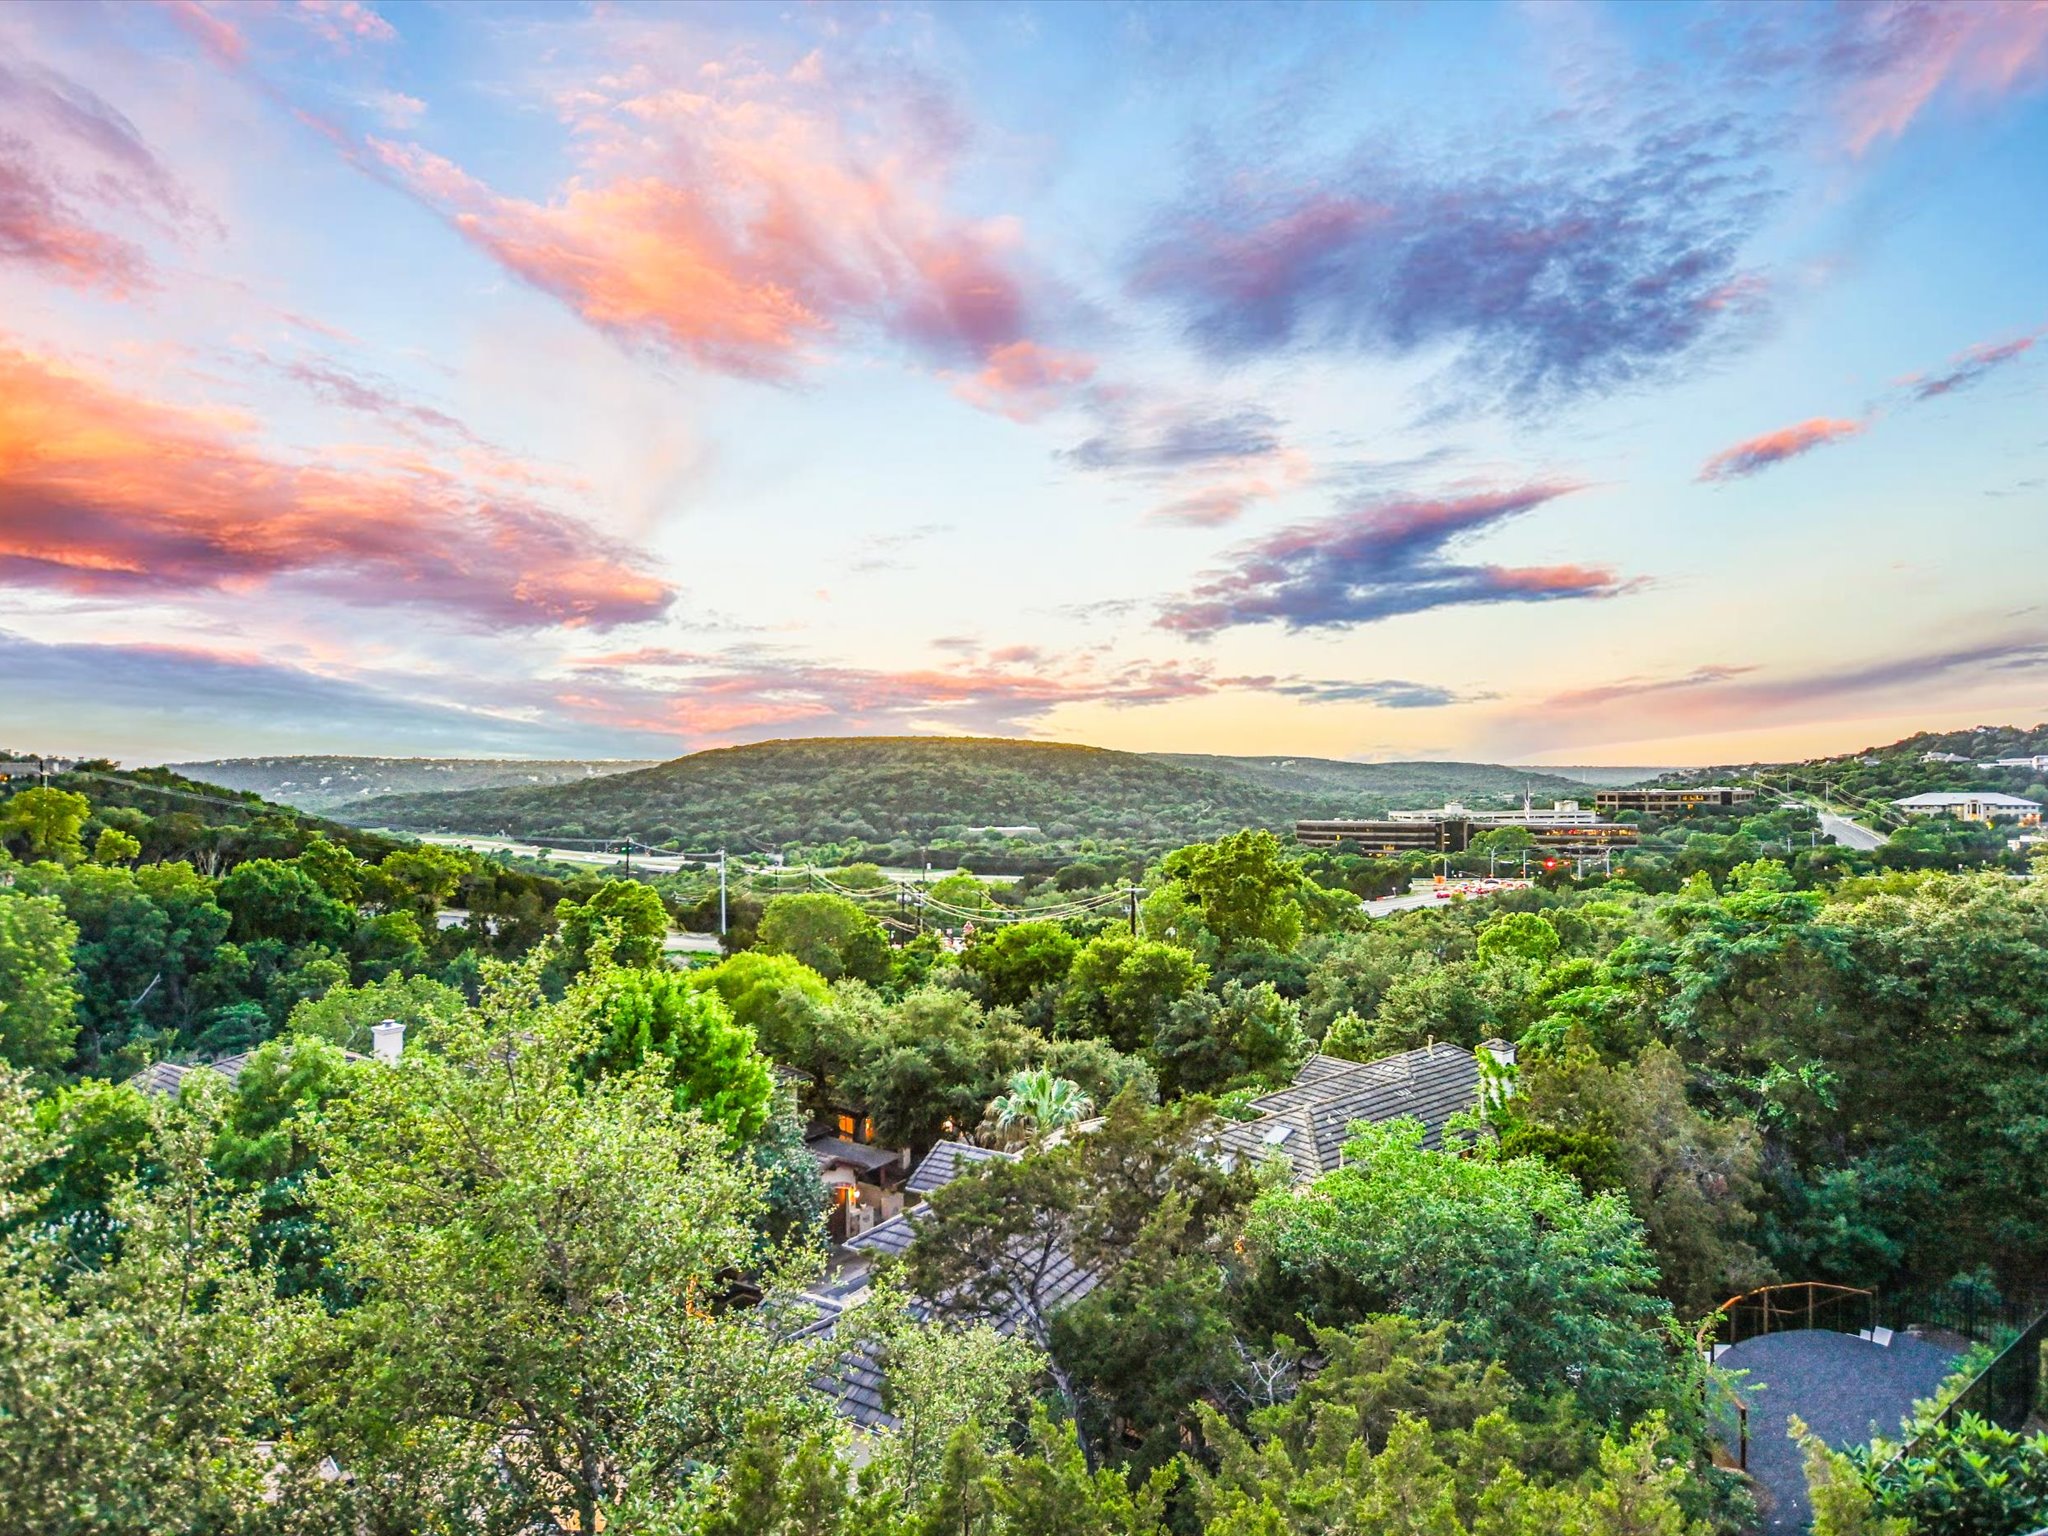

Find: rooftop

[1214,1043,1484,1183]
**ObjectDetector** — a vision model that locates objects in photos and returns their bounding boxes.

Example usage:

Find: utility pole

[1127,884,1139,935]
[718,849,727,936]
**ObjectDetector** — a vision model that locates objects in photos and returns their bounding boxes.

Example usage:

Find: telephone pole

[1127,884,1139,935]
[718,849,727,936]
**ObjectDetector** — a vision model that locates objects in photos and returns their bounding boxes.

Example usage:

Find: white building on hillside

[1892,791,2043,824]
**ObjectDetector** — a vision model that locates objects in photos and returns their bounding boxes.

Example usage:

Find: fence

[1698,1284,1879,1471]
[1700,1282,1877,1353]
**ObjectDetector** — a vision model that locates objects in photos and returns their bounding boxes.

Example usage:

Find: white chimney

[371,1019,405,1065]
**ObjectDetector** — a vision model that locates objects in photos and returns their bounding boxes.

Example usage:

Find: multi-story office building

[1594,786,1755,814]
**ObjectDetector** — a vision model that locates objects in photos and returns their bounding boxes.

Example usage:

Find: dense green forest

[333,736,1592,857]
[168,755,661,812]
[3,753,2045,1534]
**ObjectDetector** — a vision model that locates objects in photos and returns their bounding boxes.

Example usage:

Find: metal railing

[1700,1281,1877,1353]
[1697,1284,1879,1472]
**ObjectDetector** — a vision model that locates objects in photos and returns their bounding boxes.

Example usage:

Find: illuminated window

[836,1113,857,1138]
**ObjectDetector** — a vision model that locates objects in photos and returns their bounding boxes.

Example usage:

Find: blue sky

[1,0,2044,766]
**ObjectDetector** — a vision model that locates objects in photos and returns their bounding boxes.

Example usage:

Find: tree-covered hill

[334,737,1609,851]
[1653,723,2048,807]
[167,756,662,812]
[340,738,1300,849]
[1157,754,1588,808]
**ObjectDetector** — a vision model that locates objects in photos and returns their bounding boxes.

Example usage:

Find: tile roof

[1216,1042,1483,1183]
[807,1136,903,1175]
[127,1043,370,1097]
[905,1139,1011,1195]
[822,1141,1095,1430]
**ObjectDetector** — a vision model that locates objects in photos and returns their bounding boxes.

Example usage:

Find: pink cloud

[950,340,1096,421]
[0,59,199,293]
[1698,417,1864,482]
[1905,332,2039,398]
[1831,1,2048,155]
[552,644,1465,743]
[364,43,1070,406]
[0,338,672,630]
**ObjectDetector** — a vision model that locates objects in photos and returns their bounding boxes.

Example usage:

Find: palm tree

[986,1068,1093,1147]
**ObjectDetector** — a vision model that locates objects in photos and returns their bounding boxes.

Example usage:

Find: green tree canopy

[1246,1119,1677,1422]
[292,959,826,1535]
[576,964,774,1142]
[756,892,891,985]
[553,878,670,974]
[0,892,80,1076]
[1,786,92,862]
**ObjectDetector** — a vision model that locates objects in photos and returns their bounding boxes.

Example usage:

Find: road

[1816,810,1886,851]
[1361,879,1534,917]
[403,831,698,872]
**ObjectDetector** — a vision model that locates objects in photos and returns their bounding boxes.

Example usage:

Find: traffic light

[1541,858,1559,871]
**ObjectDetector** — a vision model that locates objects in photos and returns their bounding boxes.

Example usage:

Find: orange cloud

[1698,417,1863,481]
[0,340,671,629]
[365,42,1076,408]
[950,341,1097,421]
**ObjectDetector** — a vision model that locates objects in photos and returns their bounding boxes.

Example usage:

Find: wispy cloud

[0,629,630,759]
[558,643,1472,741]
[1499,636,2048,752]
[1906,333,2038,399]
[1699,326,2040,482]
[1157,483,1634,636]
[1059,398,1309,526]
[1809,0,2048,156]
[0,59,199,293]
[1698,417,1864,481]
[1131,107,1774,410]
[0,338,671,631]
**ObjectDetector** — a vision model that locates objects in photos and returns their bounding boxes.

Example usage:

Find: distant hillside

[1156,754,1588,808]
[341,736,1623,852]
[1649,724,2048,805]
[167,756,661,813]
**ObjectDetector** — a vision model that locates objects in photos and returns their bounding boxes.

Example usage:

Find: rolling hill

[333,737,1608,852]
[167,756,662,813]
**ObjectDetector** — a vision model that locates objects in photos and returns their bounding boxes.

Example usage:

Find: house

[1988,755,2048,771]
[128,1021,402,1096]
[1892,791,2043,824]
[1921,752,1974,764]
[807,1043,1500,1430]
[1213,1041,1491,1183]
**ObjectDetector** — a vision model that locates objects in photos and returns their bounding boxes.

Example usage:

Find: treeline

[338,736,1581,864]
[3,793,2046,1533]
[0,773,625,1080]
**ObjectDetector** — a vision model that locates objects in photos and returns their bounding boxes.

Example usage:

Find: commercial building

[1595,786,1756,814]
[1295,815,1637,856]
[1892,791,2043,824]
[1386,799,1599,826]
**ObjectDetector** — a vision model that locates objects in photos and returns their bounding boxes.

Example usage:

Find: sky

[2,0,2046,769]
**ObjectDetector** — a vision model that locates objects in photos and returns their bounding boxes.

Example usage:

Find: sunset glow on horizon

[3,0,2046,767]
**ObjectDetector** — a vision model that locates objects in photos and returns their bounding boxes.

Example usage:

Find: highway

[1817,810,1886,851]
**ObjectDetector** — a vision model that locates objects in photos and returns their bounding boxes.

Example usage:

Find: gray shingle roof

[1217,1042,1482,1182]
[823,1142,1096,1430]
[128,1043,370,1098]
[905,1139,1011,1195]
[807,1136,903,1174]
